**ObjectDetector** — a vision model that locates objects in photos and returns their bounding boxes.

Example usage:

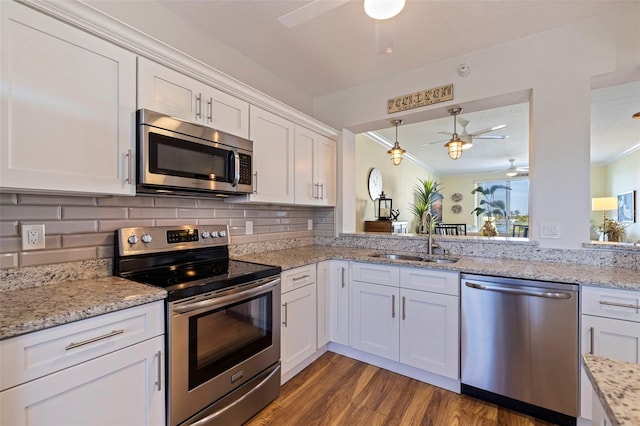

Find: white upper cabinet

[137,57,249,139]
[0,1,136,195]
[248,105,295,204]
[294,126,336,206]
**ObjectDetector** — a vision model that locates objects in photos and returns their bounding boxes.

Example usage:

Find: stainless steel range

[114,225,281,426]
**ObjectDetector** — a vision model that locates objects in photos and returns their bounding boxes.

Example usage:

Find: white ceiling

[153,0,639,173]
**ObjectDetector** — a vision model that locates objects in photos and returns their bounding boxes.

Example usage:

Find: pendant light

[444,107,470,160]
[388,119,406,165]
[364,0,406,20]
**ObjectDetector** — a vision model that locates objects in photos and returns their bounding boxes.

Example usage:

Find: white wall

[316,5,639,248]
[607,149,640,243]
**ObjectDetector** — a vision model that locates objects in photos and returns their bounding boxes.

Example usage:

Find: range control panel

[117,225,229,256]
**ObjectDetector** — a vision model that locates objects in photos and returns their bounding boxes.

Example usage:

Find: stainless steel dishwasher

[461,274,579,426]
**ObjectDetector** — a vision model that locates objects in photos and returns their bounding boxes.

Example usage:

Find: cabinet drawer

[0,301,164,391]
[582,286,640,323]
[351,262,399,287]
[400,267,459,296]
[281,265,316,294]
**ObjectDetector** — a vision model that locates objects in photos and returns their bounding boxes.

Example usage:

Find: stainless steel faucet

[421,210,434,255]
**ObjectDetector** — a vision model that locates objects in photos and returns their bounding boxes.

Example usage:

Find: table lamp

[591,197,617,238]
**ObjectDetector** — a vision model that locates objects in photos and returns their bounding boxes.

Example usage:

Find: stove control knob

[127,235,139,245]
[210,230,219,238]
[201,231,210,239]
[141,234,152,244]
[219,230,227,238]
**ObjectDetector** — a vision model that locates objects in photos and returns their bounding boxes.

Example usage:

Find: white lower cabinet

[580,286,640,420]
[316,261,331,348]
[281,266,317,380]
[327,260,350,346]
[349,262,460,381]
[0,301,165,426]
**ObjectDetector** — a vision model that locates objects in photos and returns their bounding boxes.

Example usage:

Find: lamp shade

[364,0,406,20]
[591,197,617,211]
[445,137,464,160]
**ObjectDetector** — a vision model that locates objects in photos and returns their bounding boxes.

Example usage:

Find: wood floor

[246,352,555,426]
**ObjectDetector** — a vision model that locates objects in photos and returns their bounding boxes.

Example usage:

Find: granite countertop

[235,246,640,291]
[583,355,640,425]
[0,276,166,340]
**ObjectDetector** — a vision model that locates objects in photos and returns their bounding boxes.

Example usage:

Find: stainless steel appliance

[114,225,281,426]
[136,109,253,196]
[461,274,578,426]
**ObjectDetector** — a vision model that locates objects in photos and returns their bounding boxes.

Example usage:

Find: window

[475,179,529,235]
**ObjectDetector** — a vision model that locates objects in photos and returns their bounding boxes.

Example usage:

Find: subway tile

[213,209,246,219]
[0,193,17,204]
[242,209,271,218]
[98,196,154,207]
[154,197,198,208]
[230,235,259,244]
[228,227,245,236]
[62,232,113,248]
[98,219,154,232]
[63,206,128,220]
[253,225,271,234]
[269,225,291,232]
[96,245,115,259]
[196,199,228,209]
[129,208,177,219]
[256,218,280,226]
[271,210,291,217]
[229,218,248,227]
[155,219,198,227]
[0,205,61,220]
[27,220,98,235]
[258,233,283,242]
[45,235,62,249]
[20,247,96,267]
[0,237,20,253]
[0,253,18,269]
[198,219,230,226]
[178,208,217,219]
[0,221,18,237]
[18,194,97,206]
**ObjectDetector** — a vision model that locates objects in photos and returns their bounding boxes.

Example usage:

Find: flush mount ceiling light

[444,107,470,160]
[387,119,406,165]
[364,0,406,20]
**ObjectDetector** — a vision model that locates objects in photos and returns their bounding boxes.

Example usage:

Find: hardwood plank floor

[246,352,555,426]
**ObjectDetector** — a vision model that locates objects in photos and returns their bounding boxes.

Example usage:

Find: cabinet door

[294,126,316,205]
[137,57,202,123]
[0,336,164,426]
[400,288,459,379]
[314,135,336,206]
[249,106,295,204]
[316,261,331,348]
[580,315,640,419]
[351,281,399,361]
[203,86,249,138]
[329,260,350,346]
[281,284,317,376]
[0,2,136,195]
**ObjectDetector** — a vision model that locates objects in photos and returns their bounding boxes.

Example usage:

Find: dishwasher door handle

[464,282,572,299]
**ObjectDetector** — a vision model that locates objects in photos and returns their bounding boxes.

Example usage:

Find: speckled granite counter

[0,276,166,340]
[583,355,640,425]
[235,245,640,291]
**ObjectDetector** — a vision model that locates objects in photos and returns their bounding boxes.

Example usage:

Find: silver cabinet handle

[599,300,639,311]
[320,183,324,200]
[195,93,202,120]
[206,97,213,123]
[392,294,396,318]
[589,327,595,355]
[465,282,572,299]
[65,329,124,351]
[155,350,162,391]
[314,183,319,200]
[341,267,345,288]
[402,296,406,320]
[282,302,288,327]
[125,149,133,184]
[292,274,310,281]
[253,171,258,194]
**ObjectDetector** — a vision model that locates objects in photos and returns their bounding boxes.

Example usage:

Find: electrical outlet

[540,223,560,239]
[21,224,46,250]
[245,221,253,235]
[308,219,313,231]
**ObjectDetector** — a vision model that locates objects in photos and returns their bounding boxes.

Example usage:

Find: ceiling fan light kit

[445,107,467,160]
[364,0,406,20]
[388,119,406,165]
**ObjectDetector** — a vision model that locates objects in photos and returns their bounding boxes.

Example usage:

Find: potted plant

[470,184,511,236]
[409,178,442,233]
[597,218,627,242]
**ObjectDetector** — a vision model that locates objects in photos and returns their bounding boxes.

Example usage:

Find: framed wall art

[617,190,636,223]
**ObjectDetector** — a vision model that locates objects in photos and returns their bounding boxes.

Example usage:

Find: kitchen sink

[421,257,458,264]
[370,253,424,261]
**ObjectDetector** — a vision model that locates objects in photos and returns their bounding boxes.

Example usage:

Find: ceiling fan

[422,112,508,149]
[503,159,529,177]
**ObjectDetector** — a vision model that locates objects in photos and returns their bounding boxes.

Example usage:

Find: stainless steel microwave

[136,109,252,196]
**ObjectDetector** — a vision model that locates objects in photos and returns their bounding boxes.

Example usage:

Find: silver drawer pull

[292,274,310,281]
[65,329,124,351]
[599,300,639,311]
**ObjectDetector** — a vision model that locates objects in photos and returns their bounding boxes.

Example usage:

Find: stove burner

[136,260,229,286]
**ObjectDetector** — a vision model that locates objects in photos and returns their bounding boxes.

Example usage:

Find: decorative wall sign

[451,204,462,214]
[451,193,463,202]
[387,83,454,114]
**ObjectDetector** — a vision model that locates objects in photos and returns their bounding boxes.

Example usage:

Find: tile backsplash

[0,193,334,269]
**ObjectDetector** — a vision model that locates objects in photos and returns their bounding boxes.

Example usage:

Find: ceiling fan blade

[471,124,507,136]
[421,139,449,146]
[278,0,350,28]
[474,135,509,140]
[438,131,453,136]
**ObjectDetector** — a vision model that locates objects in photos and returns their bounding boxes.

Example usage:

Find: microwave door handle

[231,151,240,187]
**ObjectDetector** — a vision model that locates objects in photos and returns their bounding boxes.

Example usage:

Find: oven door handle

[172,278,280,315]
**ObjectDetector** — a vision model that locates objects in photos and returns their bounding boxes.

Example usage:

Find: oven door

[168,277,280,426]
